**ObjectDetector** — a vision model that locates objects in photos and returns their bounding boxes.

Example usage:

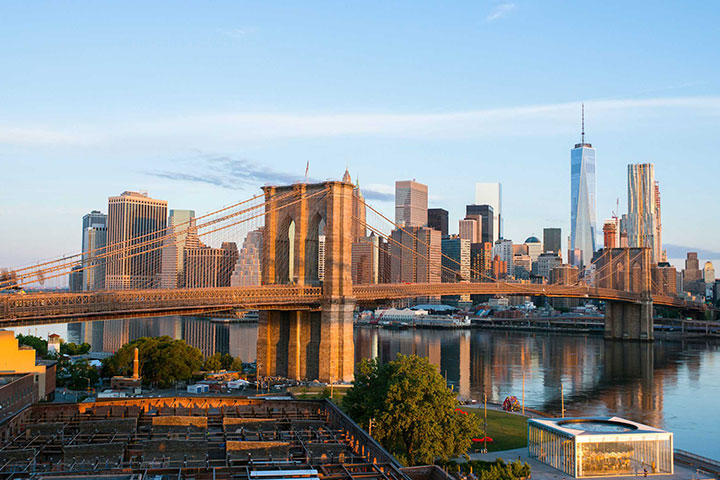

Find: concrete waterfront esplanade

[257,180,356,383]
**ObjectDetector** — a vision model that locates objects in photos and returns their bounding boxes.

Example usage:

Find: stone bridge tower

[257,180,355,382]
[595,247,654,341]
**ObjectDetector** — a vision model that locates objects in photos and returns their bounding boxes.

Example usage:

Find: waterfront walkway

[462,448,716,480]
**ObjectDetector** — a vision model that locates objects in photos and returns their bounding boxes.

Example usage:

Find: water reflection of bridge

[354,327,709,428]
[67,316,257,361]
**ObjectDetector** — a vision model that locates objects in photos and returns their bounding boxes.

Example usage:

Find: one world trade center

[570,105,596,268]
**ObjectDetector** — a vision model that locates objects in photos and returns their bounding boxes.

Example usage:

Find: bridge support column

[604,296,654,341]
[258,310,321,380]
[318,299,355,383]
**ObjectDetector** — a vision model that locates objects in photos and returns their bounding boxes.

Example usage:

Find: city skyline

[1,1,719,269]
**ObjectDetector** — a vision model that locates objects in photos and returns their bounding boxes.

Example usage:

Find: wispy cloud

[222,27,258,39]
[486,3,516,22]
[149,156,318,188]
[362,183,394,202]
[2,96,720,148]
[149,157,399,203]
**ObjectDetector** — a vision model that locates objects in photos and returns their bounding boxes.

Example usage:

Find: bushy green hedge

[440,458,531,480]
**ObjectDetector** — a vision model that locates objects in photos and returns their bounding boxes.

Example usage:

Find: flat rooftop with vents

[0,397,431,480]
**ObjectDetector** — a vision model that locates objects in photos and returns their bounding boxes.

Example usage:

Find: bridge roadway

[0,282,697,327]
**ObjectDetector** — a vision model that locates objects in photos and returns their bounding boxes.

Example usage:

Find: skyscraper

[543,228,561,254]
[570,105,596,268]
[428,208,449,237]
[106,191,168,290]
[441,236,471,283]
[627,163,662,262]
[81,210,107,291]
[160,209,196,289]
[395,180,428,227]
[230,229,263,287]
[492,238,514,278]
[470,242,493,281]
[390,226,441,283]
[474,183,502,242]
[458,218,479,243]
[466,204,494,244]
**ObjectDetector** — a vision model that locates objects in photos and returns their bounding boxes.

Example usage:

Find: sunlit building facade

[570,134,596,268]
[627,164,662,262]
[106,191,168,290]
[395,180,428,227]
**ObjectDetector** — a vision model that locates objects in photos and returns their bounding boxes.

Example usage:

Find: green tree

[220,353,234,370]
[57,358,100,390]
[230,357,244,372]
[343,354,481,466]
[204,353,223,372]
[16,334,48,356]
[102,336,203,388]
[60,342,91,355]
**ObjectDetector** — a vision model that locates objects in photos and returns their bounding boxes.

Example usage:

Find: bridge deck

[0,283,699,327]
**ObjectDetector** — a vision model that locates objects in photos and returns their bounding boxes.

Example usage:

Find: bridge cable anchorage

[2,187,328,291]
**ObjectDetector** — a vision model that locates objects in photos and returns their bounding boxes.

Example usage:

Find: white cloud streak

[486,3,516,22]
[1,96,720,149]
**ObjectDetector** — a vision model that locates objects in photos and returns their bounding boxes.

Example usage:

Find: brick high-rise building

[395,180,428,227]
[390,226,441,283]
[603,219,619,249]
[106,191,168,290]
[684,252,701,282]
[182,241,238,288]
[458,218,479,243]
[470,242,493,281]
[352,234,383,284]
[551,264,579,285]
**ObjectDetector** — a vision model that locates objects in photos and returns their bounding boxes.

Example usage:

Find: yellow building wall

[0,330,48,398]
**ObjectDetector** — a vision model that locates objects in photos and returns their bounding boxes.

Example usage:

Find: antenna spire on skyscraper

[581,103,585,145]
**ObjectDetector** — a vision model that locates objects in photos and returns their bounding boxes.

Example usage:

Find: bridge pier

[257,303,354,383]
[604,296,654,341]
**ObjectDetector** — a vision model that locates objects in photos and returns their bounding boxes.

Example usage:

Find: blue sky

[1,1,719,269]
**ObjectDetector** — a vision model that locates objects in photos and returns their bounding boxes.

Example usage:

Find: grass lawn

[460,407,528,453]
[287,385,350,403]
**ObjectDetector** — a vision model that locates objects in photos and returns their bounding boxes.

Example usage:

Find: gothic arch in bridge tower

[631,260,642,293]
[274,216,294,284]
[304,214,326,285]
[614,262,625,291]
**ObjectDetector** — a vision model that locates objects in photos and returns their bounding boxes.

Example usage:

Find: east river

[11,317,720,460]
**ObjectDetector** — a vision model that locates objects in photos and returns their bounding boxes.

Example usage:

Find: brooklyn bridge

[0,178,704,383]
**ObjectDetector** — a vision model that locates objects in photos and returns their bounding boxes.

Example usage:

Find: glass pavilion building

[528,417,673,478]
[570,137,597,268]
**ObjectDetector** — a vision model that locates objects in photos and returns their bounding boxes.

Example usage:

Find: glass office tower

[570,109,596,268]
